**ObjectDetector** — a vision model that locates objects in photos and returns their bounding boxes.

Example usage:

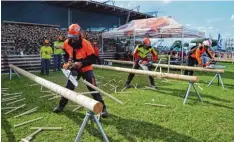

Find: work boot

[53,106,64,113]
[101,108,109,118]
[125,83,131,88]
[150,85,157,89]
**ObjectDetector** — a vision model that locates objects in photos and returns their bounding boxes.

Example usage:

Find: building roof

[49,1,154,20]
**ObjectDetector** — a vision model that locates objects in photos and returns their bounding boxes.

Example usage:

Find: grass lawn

[1,62,234,142]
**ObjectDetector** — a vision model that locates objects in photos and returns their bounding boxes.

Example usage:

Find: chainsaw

[61,62,78,87]
[138,60,152,71]
[204,59,226,69]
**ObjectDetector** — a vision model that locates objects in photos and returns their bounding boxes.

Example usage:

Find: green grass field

[1,62,234,142]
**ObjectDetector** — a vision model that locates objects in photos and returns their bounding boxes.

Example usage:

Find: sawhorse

[183,81,203,104]
[75,111,109,142]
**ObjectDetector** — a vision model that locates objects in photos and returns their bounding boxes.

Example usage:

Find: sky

[98,0,234,46]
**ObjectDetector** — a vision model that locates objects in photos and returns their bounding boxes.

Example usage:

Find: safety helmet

[68,24,81,38]
[143,38,151,46]
[44,39,49,44]
[202,40,211,47]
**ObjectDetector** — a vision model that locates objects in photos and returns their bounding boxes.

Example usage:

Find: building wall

[1,1,68,27]
[1,1,124,29]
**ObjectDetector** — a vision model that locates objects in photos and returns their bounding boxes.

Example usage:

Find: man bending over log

[184,40,214,76]
[125,38,158,88]
[53,24,108,118]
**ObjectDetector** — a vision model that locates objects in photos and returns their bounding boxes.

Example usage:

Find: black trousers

[184,56,198,76]
[59,69,106,109]
[126,63,155,86]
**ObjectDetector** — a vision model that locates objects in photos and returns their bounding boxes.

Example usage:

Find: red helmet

[68,24,81,38]
[143,38,151,46]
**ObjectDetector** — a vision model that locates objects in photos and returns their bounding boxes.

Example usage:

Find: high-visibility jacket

[40,46,53,59]
[63,38,96,72]
[191,46,213,65]
[133,44,158,62]
[53,41,64,55]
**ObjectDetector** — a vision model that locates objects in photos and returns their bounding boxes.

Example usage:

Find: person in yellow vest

[53,36,64,71]
[40,39,53,75]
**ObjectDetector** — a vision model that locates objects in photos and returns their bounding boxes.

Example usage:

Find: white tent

[102,16,205,38]
[102,16,205,64]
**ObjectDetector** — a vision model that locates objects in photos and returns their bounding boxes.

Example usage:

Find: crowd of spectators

[1,22,102,55]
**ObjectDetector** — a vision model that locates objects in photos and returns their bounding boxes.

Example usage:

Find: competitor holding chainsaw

[53,24,108,118]
[125,38,158,88]
[184,40,214,76]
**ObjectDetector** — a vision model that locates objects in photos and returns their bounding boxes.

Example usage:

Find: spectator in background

[40,39,53,75]
[53,35,64,71]
[92,41,101,64]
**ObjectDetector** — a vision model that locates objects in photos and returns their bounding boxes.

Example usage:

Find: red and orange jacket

[190,46,213,65]
[63,38,96,72]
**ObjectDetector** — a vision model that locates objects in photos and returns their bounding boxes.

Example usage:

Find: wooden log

[81,91,99,95]
[9,64,103,114]
[14,107,38,118]
[30,127,62,130]
[2,97,18,102]
[2,95,22,101]
[39,94,55,98]
[48,96,60,101]
[72,106,82,112]
[82,80,124,104]
[1,107,17,110]
[6,98,26,106]
[5,104,26,115]
[145,103,167,107]
[14,117,43,128]
[93,64,198,82]
[105,59,224,73]
[214,58,234,63]
[3,92,23,97]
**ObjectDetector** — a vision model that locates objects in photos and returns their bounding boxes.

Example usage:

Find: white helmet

[202,40,211,47]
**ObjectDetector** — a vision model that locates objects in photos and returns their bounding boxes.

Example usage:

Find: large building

[2,1,153,29]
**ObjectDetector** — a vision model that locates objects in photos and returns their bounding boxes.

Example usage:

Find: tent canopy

[103,16,205,38]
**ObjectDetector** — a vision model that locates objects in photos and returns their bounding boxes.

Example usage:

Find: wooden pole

[9,64,103,114]
[93,64,198,82]
[214,58,234,63]
[82,80,124,104]
[14,117,43,128]
[105,59,224,73]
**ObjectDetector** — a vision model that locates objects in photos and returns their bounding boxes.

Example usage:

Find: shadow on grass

[1,116,16,142]
[104,114,200,142]
[63,110,200,142]
[156,86,232,103]
[196,71,234,80]
[198,80,234,90]
[155,87,234,110]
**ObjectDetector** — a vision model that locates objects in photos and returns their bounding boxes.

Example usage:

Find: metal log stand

[9,68,20,80]
[183,81,202,104]
[208,73,224,88]
[75,111,109,142]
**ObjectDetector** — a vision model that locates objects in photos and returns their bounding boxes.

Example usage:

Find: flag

[217,33,222,50]
[209,33,212,44]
